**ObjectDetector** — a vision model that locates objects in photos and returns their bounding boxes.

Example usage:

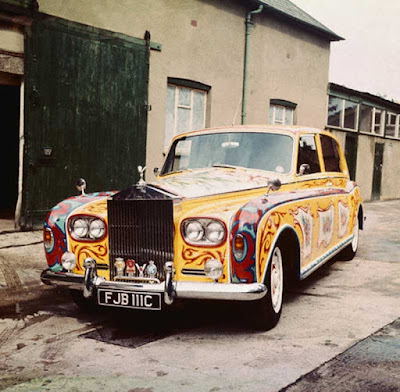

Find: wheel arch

[358,203,364,230]
[260,224,301,287]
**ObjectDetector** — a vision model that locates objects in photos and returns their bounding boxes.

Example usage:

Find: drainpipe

[241,3,264,125]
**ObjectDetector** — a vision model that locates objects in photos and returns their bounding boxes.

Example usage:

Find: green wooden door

[23,17,150,227]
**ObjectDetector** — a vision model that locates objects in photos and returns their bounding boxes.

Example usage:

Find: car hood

[153,168,275,199]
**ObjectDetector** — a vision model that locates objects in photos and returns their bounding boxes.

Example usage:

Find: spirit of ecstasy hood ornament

[137,165,146,186]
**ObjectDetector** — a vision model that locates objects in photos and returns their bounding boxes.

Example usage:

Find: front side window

[320,135,342,173]
[269,104,294,125]
[162,132,294,175]
[297,135,320,175]
[165,84,207,147]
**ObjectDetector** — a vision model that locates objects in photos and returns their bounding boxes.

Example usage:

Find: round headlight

[61,251,76,271]
[205,221,225,243]
[89,219,105,240]
[204,258,224,281]
[72,218,89,238]
[185,221,205,242]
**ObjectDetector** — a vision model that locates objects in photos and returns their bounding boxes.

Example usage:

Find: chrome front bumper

[40,267,267,304]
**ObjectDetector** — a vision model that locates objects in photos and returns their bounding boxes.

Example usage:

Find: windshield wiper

[212,164,239,170]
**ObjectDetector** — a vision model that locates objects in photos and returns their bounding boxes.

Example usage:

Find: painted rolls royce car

[41,126,363,330]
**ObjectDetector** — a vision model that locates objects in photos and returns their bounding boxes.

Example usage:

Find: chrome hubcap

[270,247,283,313]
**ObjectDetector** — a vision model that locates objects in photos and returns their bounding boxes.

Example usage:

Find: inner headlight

[72,218,89,238]
[205,221,225,243]
[89,219,105,239]
[185,221,205,242]
[182,218,226,246]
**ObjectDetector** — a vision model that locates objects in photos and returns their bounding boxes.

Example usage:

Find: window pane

[176,107,190,134]
[320,135,341,172]
[297,135,320,174]
[163,132,294,174]
[284,108,294,125]
[359,105,373,133]
[192,90,205,130]
[385,113,396,137]
[328,96,342,127]
[178,87,191,106]
[164,86,176,146]
[374,109,383,134]
[344,101,357,129]
[274,106,284,123]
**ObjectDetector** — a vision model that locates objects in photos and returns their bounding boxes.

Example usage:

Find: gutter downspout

[241,4,263,125]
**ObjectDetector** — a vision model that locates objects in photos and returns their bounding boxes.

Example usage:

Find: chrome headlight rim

[68,215,107,242]
[181,218,227,246]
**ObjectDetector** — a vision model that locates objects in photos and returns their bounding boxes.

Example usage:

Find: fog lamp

[204,258,223,281]
[61,251,77,271]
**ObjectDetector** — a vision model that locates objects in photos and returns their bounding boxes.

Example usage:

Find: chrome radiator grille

[108,199,174,281]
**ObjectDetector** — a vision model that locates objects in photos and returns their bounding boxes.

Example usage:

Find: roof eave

[251,1,344,42]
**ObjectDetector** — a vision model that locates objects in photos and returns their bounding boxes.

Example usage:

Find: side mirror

[299,163,310,176]
[76,178,87,196]
[266,178,281,195]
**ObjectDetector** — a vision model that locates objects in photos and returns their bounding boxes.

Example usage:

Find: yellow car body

[41,125,363,329]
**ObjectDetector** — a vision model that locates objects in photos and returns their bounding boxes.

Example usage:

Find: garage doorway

[0,84,20,224]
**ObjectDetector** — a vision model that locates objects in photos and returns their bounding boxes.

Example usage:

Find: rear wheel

[339,217,359,261]
[253,244,284,331]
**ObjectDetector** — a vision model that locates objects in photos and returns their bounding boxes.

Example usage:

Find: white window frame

[270,104,294,125]
[165,84,207,147]
[385,112,398,139]
[372,108,385,136]
[327,96,359,131]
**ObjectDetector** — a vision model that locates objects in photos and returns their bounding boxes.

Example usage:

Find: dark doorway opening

[344,133,358,181]
[0,84,20,220]
[371,143,384,201]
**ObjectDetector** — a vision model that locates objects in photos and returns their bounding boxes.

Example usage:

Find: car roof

[175,125,327,140]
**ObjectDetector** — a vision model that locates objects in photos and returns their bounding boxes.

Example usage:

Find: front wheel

[252,245,284,331]
[69,289,97,312]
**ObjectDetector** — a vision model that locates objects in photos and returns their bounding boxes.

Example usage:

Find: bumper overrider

[40,260,267,307]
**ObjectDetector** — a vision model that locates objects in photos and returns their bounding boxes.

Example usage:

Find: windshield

[161,132,294,175]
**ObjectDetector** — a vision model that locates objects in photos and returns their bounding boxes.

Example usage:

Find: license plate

[98,289,161,310]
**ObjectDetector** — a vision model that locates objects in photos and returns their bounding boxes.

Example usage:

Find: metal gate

[23,16,151,227]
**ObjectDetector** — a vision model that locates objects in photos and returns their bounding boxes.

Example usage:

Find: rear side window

[297,135,321,174]
[320,135,342,172]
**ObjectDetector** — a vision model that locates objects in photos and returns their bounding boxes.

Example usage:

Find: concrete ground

[0,200,399,391]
